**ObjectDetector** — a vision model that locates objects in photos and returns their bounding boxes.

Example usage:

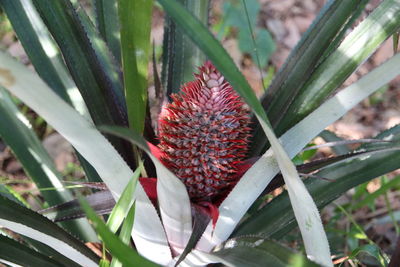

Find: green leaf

[319,130,351,155]
[22,237,84,267]
[79,196,159,267]
[0,0,105,184]
[278,53,400,160]
[0,0,69,102]
[100,259,111,267]
[94,0,121,64]
[106,166,140,233]
[234,137,400,240]
[0,50,131,196]
[238,28,275,68]
[0,87,97,241]
[0,235,65,267]
[351,175,400,210]
[211,236,320,267]
[32,0,126,126]
[110,204,136,267]
[350,244,388,266]
[31,0,135,165]
[162,0,209,97]
[119,0,153,133]
[0,195,99,267]
[0,184,30,208]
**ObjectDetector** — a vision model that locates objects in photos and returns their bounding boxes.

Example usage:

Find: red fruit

[158,61,251,202]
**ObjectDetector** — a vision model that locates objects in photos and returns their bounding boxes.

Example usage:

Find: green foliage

[119,0,153,133]
[79,195,159,267]
[211,236,320,267]
[215,0,276,67]
[0,9,11,39]
[292,144,317,165]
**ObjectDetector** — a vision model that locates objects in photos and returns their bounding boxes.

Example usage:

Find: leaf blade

[252,0,369,155]
[0,87,97,241]
[0,50,171,264]
[278,0,400,134]
[106,166,141,233]
[0,195,99,267]
[95,0,121,64]
[79,196,159,267]
[119,0,153,133]
[200,47,400,256]
[211,236,320,267]
[0,235,66,267]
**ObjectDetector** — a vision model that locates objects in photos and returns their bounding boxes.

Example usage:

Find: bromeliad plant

[0,0,400,266]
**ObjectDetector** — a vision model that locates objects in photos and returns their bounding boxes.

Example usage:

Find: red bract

[158,61,251,203]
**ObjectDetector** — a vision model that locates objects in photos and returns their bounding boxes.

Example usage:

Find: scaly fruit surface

[158,61,251,202]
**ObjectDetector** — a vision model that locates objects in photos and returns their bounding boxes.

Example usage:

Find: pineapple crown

[158,61,251,203]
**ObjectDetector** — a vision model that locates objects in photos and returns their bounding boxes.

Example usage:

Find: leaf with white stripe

[201,51,400,260]
[0,51,171,264]
[0,195,99,267]
[0,235,74,267]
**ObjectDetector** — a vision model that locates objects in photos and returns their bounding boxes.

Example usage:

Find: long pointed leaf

[0,51,130,196]
[277,0,400,134]
[0,0,105,184]
[110,204,136,267]
[0,0,68,102]
[16,236,83,267]
[231,53,400,237]
[253,0,368,154]
[235,134,400,239]
[79,196,159,267]
[39,190,115,222]
[162,0,209,97]
[0,51,172,264]
[32,0,126,126]
[107,167,141,233]
[258,116,332,266]
[31,0,136,166]
[0,87,97,241]
[211,236,320,267]
[95,0,121,64]
[0,195,99,267]
[199,49,400,255]
[0,235,67,267]
[119,0,153,133]
[0,88,71,205]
